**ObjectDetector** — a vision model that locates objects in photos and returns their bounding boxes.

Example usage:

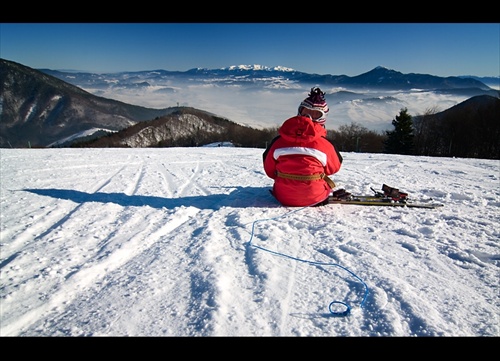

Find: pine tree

[384,108,415,155]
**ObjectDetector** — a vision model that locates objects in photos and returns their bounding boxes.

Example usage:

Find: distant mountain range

[0,59,175,147]
[1,58,499,148]
[35,63,500,133]
[1,59,274,148]
[39,64,497,94]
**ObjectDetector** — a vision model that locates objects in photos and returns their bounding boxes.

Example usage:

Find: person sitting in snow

[263,87,343,207]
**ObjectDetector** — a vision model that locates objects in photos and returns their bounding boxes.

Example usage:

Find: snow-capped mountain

[2,58,499,149]
[223,65,295,72]
[0,59,277,149]
[39,64,494,92]
[35,64,497,134]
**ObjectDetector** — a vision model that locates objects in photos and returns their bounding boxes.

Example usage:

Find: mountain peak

[223,64,295,72]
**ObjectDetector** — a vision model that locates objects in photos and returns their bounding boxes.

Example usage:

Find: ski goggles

[299,106,327,122]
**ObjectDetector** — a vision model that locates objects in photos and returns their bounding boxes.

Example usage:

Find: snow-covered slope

[1,147,498,336]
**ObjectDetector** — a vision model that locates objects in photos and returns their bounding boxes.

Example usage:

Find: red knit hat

[298,87,329,125]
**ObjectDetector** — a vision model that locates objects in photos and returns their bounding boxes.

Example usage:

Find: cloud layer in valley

[89,84,477,133]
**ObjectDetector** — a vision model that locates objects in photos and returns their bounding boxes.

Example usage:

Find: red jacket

[263,115,343,207]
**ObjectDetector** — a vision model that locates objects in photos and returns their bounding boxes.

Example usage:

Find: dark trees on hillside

[384,108,415,155]
[412,106,440,156]
[412,97,499,159]
[72,97,499,160]
[327,123,386,153]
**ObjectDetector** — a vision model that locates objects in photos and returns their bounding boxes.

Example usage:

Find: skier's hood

[278,115,327,144]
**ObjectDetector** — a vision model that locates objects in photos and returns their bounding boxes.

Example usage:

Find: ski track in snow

[0,148,498,336]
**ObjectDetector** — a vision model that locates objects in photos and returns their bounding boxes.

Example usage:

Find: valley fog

[84,84,473,132]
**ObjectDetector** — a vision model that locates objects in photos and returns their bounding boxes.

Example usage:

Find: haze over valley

[41,65,499,133]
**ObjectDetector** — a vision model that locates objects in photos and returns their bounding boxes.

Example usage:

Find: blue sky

[1,23,498,77]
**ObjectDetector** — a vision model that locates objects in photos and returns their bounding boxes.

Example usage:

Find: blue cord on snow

[246,206,369,317]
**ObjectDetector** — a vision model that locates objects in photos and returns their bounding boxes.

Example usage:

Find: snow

[1,147,498,336]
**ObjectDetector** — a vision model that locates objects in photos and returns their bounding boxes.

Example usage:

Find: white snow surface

[0,147,498,337]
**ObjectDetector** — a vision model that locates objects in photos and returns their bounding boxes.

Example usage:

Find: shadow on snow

[22,186,279,210]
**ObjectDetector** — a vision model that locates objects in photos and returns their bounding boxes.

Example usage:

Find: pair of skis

[327,184,444,209]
